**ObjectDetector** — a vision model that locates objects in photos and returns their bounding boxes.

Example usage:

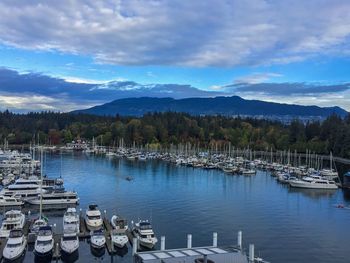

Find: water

[6,152,350,262]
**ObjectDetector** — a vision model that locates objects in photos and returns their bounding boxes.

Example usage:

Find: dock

[133,231,269,263]
[0,238,6,262]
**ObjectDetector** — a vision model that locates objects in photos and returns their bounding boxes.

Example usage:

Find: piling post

[187,234,192,248]
[55,243,59,263]
[212,232,217,247]
[249,244,255,262]
[161,236,165,251]
[132,237,138,255]
[203,254,208,263]
[237,231,242,250]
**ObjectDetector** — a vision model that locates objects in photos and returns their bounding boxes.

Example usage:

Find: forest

[0,110,350,158]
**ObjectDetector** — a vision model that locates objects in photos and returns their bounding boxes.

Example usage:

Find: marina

[0,148,349,262]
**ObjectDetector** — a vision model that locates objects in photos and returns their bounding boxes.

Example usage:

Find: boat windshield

[6,242,21,248]
[37,240,52,246]
[87,215,101,220]
[139,222,152,230]
[63,235,77,241]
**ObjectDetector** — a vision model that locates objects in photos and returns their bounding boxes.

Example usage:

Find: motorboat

[111,215,128,232]
[0,210,25,238]
[26,191,79,206]
[240,168,256,175]
[289,175,338,189]
[0,195,24,207]
[90,229,106,249]
[3,229,27,261]
[60,232,79,255]
[132,220,157,249]
[34,226,54,259]
[111,229,128,248]
[85,204,103,231]
[63,207,80,234]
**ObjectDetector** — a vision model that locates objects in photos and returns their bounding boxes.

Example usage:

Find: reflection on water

[288,187,337,199]
[1,152,349,263]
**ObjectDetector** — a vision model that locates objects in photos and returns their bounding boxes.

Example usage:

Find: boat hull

[289,181,338,189]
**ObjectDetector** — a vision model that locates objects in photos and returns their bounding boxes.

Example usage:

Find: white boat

[289,175,338,189]
[63,207,80,234]
[132,220,157,249]
[240,168,256,175]
[60,232,79,254]
[111,229,128,248]
[0,195,24,207]
[0,210,25,238]
[85,204,103,231]
[111,215,128,232]
[34,226,54,258]
[90,229,106,249]
[3,229,27,261]
[26,191,79,206]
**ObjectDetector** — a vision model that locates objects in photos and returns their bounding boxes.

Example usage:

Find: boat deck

[135,246,249,263]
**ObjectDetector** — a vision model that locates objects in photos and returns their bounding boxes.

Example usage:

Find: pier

[134,231,269,263]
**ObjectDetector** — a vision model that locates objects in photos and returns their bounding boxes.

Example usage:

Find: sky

[0,0,350,112]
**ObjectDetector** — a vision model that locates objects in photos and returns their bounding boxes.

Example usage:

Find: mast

[39,147,43,219]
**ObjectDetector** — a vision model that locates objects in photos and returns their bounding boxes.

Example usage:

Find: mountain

[73,96,348,119]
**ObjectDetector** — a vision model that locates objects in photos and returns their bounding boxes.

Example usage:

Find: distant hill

[73,96,348,119]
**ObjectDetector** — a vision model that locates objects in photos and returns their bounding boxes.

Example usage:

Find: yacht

[289,175,338,189]
[60,232,79,255]
[34,226,54,259]
[85,204,103,231]
[132,220,158,249]
[111,229,128,248]
[0,195,24,207]
[0,210,25,238]
[2,229,27,261]
[26,191,79,206]
[0,185,46,202]
[90,229,106,249]
[63,207,80,234]
[111,215,128,232]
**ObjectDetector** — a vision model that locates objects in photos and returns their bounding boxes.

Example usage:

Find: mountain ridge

[73,96,348,119]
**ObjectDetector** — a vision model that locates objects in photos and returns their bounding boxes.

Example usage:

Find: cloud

[234,72,283,84]
[0,1,350,67]
[226,82,350,96]
[0,68,223,112]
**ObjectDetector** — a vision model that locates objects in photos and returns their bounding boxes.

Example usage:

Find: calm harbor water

[7,152,350,262]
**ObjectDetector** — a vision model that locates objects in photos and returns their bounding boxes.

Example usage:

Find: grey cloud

[0,1,350,66]
[226,82,350,96]
[0,68,223,111]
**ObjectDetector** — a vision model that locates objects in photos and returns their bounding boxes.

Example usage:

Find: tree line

[0,110,350,158]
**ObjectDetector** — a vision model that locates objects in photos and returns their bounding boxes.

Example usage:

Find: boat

[85,204,103,231]
[31,149,49,235]
[90,229,106,249]
[2,229,27,261]
[0,195,24,207]
[63,207,80,234]
[111,215,128,231]
[34,226,54,259]
[0,210,25,238]
[31,217,48,235]
[111,229,128,248]
[289,175,338,189]
[240,168,256,175]
[132,220,158,249]
[60,232,79,255]
[26,191,79,206]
